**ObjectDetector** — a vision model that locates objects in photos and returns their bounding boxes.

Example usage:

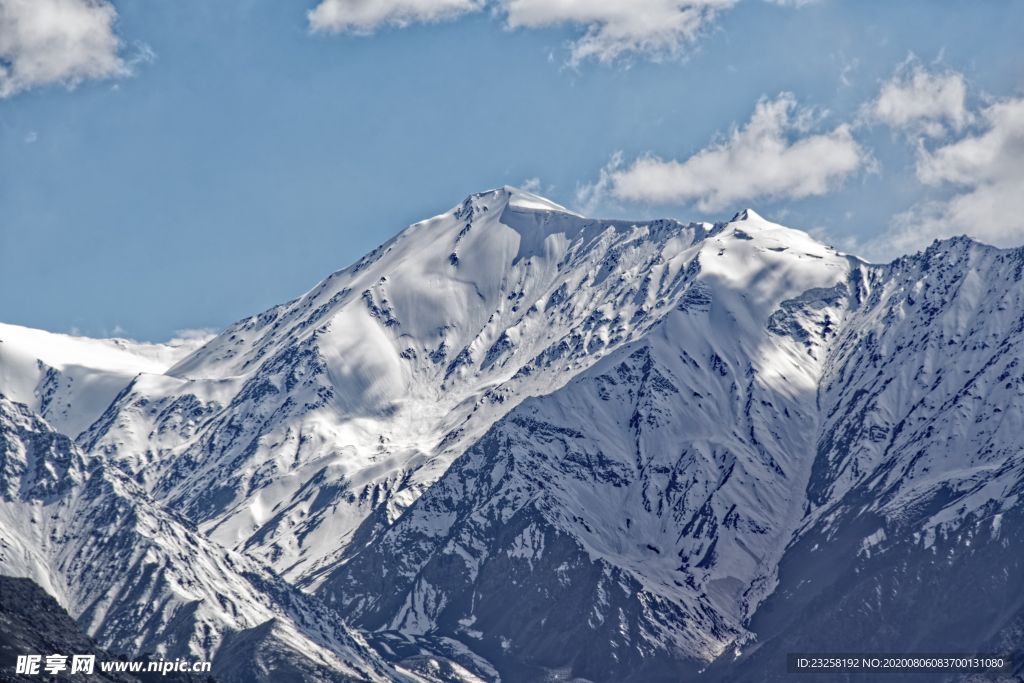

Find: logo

[16,654,94,675]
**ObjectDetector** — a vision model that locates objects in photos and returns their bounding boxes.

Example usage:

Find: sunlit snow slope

[76,188,735,585]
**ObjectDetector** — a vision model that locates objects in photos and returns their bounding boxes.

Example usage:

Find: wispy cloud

[837,55,858,87]
[575,151,623,216]
[580,94,866,214]
[520,177,542,193]
[167,328,219,347]
[0,0,128,97]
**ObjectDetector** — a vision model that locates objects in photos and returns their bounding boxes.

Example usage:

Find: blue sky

[1,0,1022,342]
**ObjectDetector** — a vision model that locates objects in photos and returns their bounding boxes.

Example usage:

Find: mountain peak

[731,208,765,222]
[502,185,582,217]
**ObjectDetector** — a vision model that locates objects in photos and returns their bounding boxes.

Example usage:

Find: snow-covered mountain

[318,203,857,680]
[321,227,1024,681]
[2,187,1023,682]
[68,188,735,587]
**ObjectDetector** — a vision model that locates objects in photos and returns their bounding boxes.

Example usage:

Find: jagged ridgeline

[1,187,1024,683]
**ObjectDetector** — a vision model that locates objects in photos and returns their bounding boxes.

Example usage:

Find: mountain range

[1,187,1022,682]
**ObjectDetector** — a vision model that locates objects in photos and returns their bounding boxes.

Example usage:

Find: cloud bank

[0,0,126,97]
[874,95,1024,258]
[577,64,1022,264]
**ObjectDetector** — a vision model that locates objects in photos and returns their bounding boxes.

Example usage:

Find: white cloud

[914,98,1021,187]
[593,94,866,213]
[864,64,973,137]
[309,0,808,63]
[307,0,826,63]
[500,0,738,65]
[865,95,1024,259]
[0,0,127,97]
[309,0,483,33]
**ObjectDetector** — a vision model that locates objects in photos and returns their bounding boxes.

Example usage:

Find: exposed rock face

[0,575,142,683]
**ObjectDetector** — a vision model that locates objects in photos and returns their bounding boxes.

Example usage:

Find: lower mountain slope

[0,394,418,683]
[708,503,1024,683]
